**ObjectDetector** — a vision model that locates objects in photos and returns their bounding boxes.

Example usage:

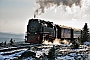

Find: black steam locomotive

[25,19,81,44]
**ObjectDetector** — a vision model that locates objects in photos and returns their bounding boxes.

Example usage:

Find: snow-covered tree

[48,45,55,60]
[10,38,14,45]
[81,23,90,43]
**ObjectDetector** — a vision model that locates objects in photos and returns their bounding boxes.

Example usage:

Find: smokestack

[34,13,36,18]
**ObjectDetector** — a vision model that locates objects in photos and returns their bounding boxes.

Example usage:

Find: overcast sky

[0,0,90,34]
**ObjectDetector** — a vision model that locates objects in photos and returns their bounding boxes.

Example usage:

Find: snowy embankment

[0,47,28,60]
[22,44,90,60]
[0,44,90,60]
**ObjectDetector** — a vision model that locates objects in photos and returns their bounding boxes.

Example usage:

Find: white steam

[34,0,90,18]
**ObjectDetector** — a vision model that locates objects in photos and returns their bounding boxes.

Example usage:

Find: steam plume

[34,0,81,18]
[43,38,70,45]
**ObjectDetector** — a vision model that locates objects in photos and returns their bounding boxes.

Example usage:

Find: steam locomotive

[25,19,81,44]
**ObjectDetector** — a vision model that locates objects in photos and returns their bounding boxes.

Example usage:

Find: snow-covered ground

[0,48,28,60]
[0,44,90,60]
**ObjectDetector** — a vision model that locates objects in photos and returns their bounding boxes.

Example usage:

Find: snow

[23,44,90,60]
[69,53,76,56]
[0,48,27,55]
[56,55,74,60]
[88,54,90,60]
[56,56,65,60]
[0,44,90,60]
[84,42,90,45]
[65,55,74,60]
[42,49,49,55]
[0,55,4,60]
[22,57,35,60]
[35,51,43,58]
[0,48,27,60]
[77,55,81,58]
